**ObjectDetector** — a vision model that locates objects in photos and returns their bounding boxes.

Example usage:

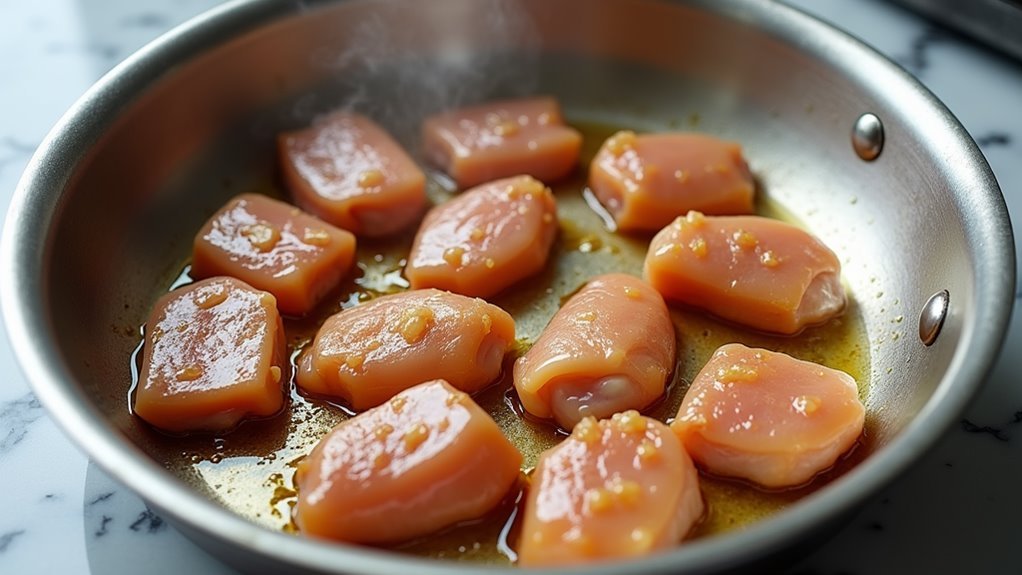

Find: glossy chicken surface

[297,289,515,410]
[519,412,704,566]
[588,131,754,232]
[134,277,287,433]
[191,193,356,316]
[672,343,865,488]
[279,112,426,236]
[514,273,676,429]
[422,96,582,188]
[405,175,558,298]
[644,212,845,335]
[295,380,523,544]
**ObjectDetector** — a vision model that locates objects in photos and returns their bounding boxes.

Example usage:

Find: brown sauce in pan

[132,122,871,564]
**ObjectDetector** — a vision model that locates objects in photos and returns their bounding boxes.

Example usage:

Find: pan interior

[35,0,984,570]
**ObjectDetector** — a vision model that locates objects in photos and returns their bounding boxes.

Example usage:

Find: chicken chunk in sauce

[279,112,426,237]
[297,289,515,410]
[672,343,865,488]
[519,412,704,566]
[295,380,523,544]
[423,96,582,189]
[191,193,356,316]
[588,131,754,232]
[405,175,558,298]
[514,274,676,430]
[134,277,287,433]
[644,212,845,335]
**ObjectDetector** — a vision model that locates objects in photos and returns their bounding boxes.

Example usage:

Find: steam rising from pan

[294,0,542,146]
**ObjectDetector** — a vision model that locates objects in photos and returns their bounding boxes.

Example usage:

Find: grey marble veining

[0,0,1019,573]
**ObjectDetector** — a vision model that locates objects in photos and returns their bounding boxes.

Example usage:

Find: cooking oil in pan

[130,121,871,564]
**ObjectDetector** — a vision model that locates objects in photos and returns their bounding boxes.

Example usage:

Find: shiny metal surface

[920,289,951,346]
[0,0,1015,573]
[852,113,884,161]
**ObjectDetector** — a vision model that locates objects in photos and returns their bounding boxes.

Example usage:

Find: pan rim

[1,0,1014,573]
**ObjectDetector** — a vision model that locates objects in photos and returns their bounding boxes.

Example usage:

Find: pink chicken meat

[422,96,582,188]
[588,131,754,232]
[514,273,676,429]
[519,412,704,566]
[405,175,558,298]
[191,193,356,317]
[644,211,845,335]
[134,277,287,433]
[294,380,523,544]
[672,343,865,488]
[278,112,426,237]
[296,289,515,410]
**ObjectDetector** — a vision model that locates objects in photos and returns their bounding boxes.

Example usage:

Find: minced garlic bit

[606,130,636,156]
[302,228,331,246]
[480,313,492,334]
[389,395,407,414]
[193,285,228,309]
[636,439,659,462]
[792,395,822,415]
[484,258,496,269]
[365,340,382,352]
[609,478,641,503]
[760,250,781,268]
[685,210,706,227]
[576,311,597,323]
[493,120,519,137]
[717,363,759,383]
[445,391,467,407]
[623,286,641,299]
[240,222,280,252]
[344,353,364,370]
[373,423,394,440]
[442,246,465,267]
[572,416,601,443]
[174,365,203,381]
[469,227,485,242]
[357,168,385,188]
[373,453,391,470]
[393,306,435,344]
[269,366,282,384]
[733,229,758,249]
[688,237,708,258]
[403,422,431,452]
[438,418,450,432]
[612,410,647,434]
[630,528,654,549]
[584,478,642,514]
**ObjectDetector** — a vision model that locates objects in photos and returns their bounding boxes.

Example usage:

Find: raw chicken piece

[295,379,522,543]
[672,343,865,488]
[514,274,676,429]
[191,193,356,316]
[134,277,286,433]
[278,112,426,236]
[297,289,515,410]
[405,175,558,298]
[422,96,582,188]
[589,131,754,232]
[519,412,703,566]
[643,212,845,335]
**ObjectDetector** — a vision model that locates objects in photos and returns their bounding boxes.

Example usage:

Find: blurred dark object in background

[888,0,1022,61]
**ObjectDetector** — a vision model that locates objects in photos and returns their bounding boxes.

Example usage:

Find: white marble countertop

[1,0,1019,573]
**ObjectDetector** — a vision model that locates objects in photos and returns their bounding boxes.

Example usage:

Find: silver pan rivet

[852,113,884,161]
[919,290,949,346]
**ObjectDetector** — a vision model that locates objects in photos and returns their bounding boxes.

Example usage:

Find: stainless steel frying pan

[1,0,1014,573]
